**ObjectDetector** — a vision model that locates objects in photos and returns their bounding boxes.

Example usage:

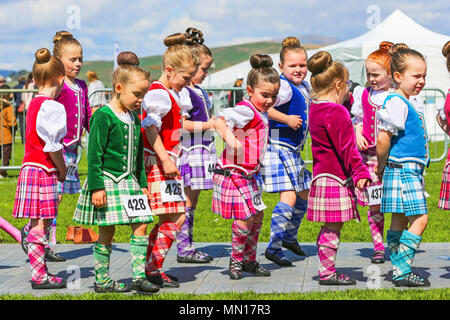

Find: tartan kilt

[355,148,381,206]
[13,166,59,220]
[145,154,186,215]
[438,161,450,210]
[179,144,217,190]
[73,175,154,226]
[307,176,359,223]
[212,170,262,220]
[260,142,312,193]
[380,161,427,216]
[57,145,81,194]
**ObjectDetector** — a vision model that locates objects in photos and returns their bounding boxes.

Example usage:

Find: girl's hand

[356,178,370,190]
[57,165,67,183]
[92,189,107,208]
[206,116,216,130]
[141,188,150,200]
[286,115,303,131]
[374,164,384,181]
[162,158,180,179]
[356,131,369,151]
[436,114,449,134]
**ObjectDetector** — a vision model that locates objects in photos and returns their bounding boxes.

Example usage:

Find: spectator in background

[0,75,12,101]
[21,73,35,113]
[228,74,244,107]
[13,77,26,144]
[86,70,107,113]
[0,96,16,178]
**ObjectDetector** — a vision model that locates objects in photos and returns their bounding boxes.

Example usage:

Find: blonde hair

[86,70,99,82]
[280,37,307,65]
[162,33,200,72]
[32,48,65,87]
[52,31,82,59]
[247,54,280,88]
[112,51,151,96]
[307,51,349,99]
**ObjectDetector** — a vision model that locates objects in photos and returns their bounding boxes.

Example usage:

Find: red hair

[366,41,394,75]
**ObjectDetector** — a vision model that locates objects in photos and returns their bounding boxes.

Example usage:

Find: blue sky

[0,0,449,70]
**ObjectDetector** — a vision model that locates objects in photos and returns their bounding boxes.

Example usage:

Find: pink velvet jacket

[57,79,91,147]
[308,100,371,185]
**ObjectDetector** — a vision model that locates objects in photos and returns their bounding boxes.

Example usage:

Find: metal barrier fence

[0,87,447,173]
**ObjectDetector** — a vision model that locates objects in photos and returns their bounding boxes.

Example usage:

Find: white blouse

[141,85,182,130]
[179,87,194,117]
[350,86,390,126]
[35,98,67,152]
[219,102,268,129]
[274,79,310,107]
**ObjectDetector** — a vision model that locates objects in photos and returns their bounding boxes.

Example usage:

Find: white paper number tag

[424,191,430,198]
[66,164,78,181]
[366,185,382,206]
[122,195,153,217]
[251,190,267,211]
[160,180,186,203]
[205,162,215,180]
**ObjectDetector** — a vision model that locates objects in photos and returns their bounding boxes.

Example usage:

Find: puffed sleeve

[376,96,409,136]
[274,78,293,107]
[141,89,172,130]
[179,87,194,117]
[350,85,364,125]
[36,100,67,152]
[219,104,255,129]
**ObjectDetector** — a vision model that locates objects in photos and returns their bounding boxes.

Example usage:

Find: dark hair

[117,51,140,66]
[388,43,409,56]
[279,36,307,65]
[247,54,280,88]
[184,27,213,58]
[390,48,426,80]
[442,40,450,72]
[32,48,65,87]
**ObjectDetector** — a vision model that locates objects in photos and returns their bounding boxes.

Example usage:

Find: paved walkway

[0,242,449,296]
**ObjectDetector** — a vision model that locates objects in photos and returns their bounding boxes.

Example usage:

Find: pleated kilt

[307,175,359,223]
[145,154,186,215]
[355,148,381,206]
[438,161,450,210]
[260,142,311,193]
[212,169,262,220]
[179,143,217,191]
[13,166,59,220]
[380,161,427,216]
[73,174,154,226]
[57,144,81,194]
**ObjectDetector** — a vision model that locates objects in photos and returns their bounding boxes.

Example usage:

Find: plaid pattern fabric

[394,230,422,281]
[130,235,149,280]
[27,230,48,283]
[438,162,450,210]
[58,145,81,194]
[261,142,311,193]
[387,230,403,280]
[73,175,154,226]
[307,176,359,223]
[231,221,251,262]
[267,202,293,253]
[355,148,381,206]
[284,197,308,242]
[145,155,186,215]
[380,162,428,216]
[368,210,385,252]
[13,166,58,219]
[243,222,262,263]
[93,242,113,287]
[180,145,217,190]
[212,172,261,220]
[317,226,340,279]
[146,222,180,273]
[176,209,195,257]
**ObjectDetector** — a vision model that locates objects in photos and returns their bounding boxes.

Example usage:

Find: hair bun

[117,51,140,66]
[307,51,333,75]
[164,33,187,47]
[250,54,273,69]
[282,37,301,48]
[185,27,204,45]
[379,41,394,51]
[53,30,74,44]
[442,40,450,58]
[35,48,52,64]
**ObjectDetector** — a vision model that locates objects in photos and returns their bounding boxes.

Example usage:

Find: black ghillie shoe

[264,249,292,266]
[146,272,180,288]
[229,258,243,280]
[242,261,270,277]
[131,278,160,293]
[370,250,385,264]
[394,273,430,288]
[319,272,356,286]
[94,281,131,293]
[45,247,66,262]
[282,240,306,256]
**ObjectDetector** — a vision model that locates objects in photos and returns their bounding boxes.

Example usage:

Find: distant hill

[0,70,15,77]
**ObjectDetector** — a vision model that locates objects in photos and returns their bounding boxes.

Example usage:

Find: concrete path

[0,242,449,296]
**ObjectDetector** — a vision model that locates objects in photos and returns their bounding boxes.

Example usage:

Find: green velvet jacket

[87,105,147,191]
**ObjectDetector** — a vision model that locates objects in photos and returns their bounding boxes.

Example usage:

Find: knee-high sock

[231,220,251,262]
[176,207,195,257]
[267,202,293,253]
[243,222,262,263]
[394,230,422,281]
[368,209,385,252]
[284,197,307,243]
[145,224,160,264]
[147,222,180,274]
[27,229,49,283]
[317,226,340,279]
[93,242,113,287]
[130,235,148,280]
[386,230,403,280]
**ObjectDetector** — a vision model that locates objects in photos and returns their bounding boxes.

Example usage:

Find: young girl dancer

[142,33,200,288]
[436,41,450,210]
[13,48,67,289]
[261,37,311,266]
[351,41,394,264]
[176,28,216,264]
[376,48,430,287]
[73,55,159,293]
[213,54,279,280]
[307,51,371,285]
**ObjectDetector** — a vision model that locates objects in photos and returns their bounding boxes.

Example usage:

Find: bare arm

[182,116,215,133]
[214,117,242,151]
[376,130,392,177]
[267,107,302,130]
[48,150,67,183]
[145,125,180,178]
